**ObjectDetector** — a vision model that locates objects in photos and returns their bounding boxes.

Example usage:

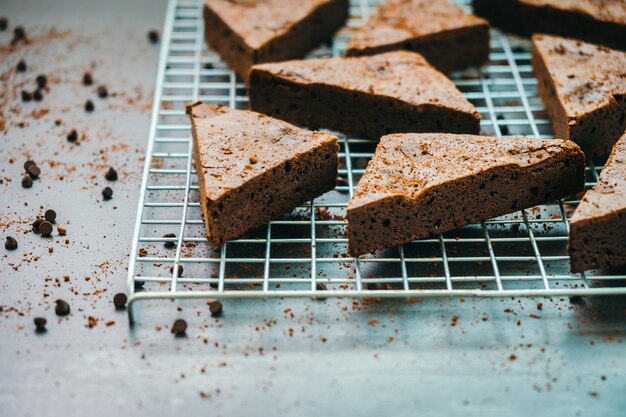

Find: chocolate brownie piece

[187,101,339,244]
[203,0,349,78]
[472,0,626,50]
[346,0,489,73]
[569,132,626,272]
[532,34,626,158]
[248,51,481,140]
[347,133,585,256]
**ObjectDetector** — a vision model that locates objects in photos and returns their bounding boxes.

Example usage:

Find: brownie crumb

[85,100,94,112]
[82,72,93,86]
[171,319,187,336]
[209,301,223,317]
[57,225,67,235]
[54,299,70,316]
[5,236,18,250]
[21,175,33,188]
[67,129,78,142]
[102,186,113,200]
[148,30,160,44]
[16,59,27,72]
[104,167,118,181]
[34,317,47,332]
[36,74,47,89]
[113,293,127,309]
[163,233,177,249]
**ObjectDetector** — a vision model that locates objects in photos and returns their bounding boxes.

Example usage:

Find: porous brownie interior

[569,214,626,273]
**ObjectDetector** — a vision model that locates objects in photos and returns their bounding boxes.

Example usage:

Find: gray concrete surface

[1,1,625,416]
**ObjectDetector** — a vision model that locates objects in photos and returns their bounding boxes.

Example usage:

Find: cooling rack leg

[127,297,136,325]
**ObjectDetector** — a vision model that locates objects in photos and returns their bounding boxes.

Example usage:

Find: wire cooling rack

[126,0,626,322]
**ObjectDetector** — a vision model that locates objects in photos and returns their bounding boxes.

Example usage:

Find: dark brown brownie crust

[532,34,626,159]
[346,0,489,73]
[569,132,626,273]
[347,134,585,256]
[472,0,626,51]
[187,101,339,244]
[248,51,481,140]
[203,0,349,78]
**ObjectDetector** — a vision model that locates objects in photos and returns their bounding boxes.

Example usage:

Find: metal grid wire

[126,0,626,321]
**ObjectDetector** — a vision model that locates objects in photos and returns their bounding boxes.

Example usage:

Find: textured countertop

[1,1,625,416]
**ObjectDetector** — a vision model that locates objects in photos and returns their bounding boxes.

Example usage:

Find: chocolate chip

[97,85,108,98]
[148,30,160,44]
[134,280,145,290]
[67,129,78,142]
[13,26,25,40]
[163,233,177,249]
[36,74,47,88]
[33,89,43,101]
[0,17,7,31]
[24,160,36,170]
[171,319,187,336]
[113,293,127,309]
[170,265,183,277]
[26,164,40,178]
[21,174,33,188]
[34,317,47,332]
[82,72,93,86]
[209,301,223,317]
[500,125,509,135]
[39,221,53,236]
[316,282,328,291]
[367,282,385,290]
[32,218,43,232]
[44,209,56,222]
[5,236,18,250]
[104,167,118,181]
[204,63,214,69]
[55,299,70,316]
[85,100,94,112]
[102,186,113,200]
[21,90,32,102]
[16,59,27,72]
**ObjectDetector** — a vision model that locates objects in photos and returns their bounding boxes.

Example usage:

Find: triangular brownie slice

[532,34,626,158]
[187,102,339,244]
[347,133,585,256]
[569,132,626,272]
[473,0,626,51]
[249,51,481,140]
[346,0,489,72]
[203,0,349,78]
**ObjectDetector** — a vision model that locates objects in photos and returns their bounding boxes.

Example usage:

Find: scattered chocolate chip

[113,293,127,309]
[5,236,18,250]
[209,301,223,317]
[102,186,113,200]
[367,282,385,290]
[148,30,159,44]
[34,317,47,332]
[82,72,93,86]
[54,299,70,316]
[13,26,26,40]
[44,209,56,222]
[36,74,47,88]
[134,280,145,290]
[0,17,7,31]
[32,218,43,232]
[26,164,40,178]
[316,282,328,291]
[33,89,43,101]
[24,160,36,170]
[171,319,187,336]
[21,174,33,188]
[39,221,53,236]
[163,233,177,249]
[16,59,27,72]
[67,129,78,142]
[500,124,509,135]
[170,265,183,277]
[104,167,118,181]
[57,225,67,235]
[204,63,214,69]
[97,85,108,98]
[85,100,94,112]
[21,90,32,102]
